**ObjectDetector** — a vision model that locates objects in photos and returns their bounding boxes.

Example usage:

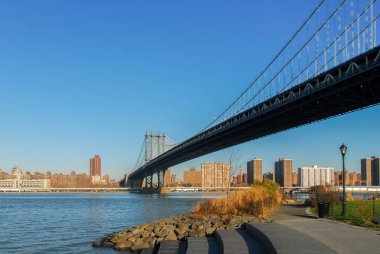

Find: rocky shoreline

[92,213,262,252]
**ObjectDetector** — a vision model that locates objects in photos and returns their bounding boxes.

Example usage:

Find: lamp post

[340,143,347,219]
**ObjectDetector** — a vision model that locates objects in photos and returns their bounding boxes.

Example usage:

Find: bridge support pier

[145,175,153,188]
[157,169,165,188]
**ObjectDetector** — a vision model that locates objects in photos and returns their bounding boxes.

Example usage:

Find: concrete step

[246,223,336,254]
[215,229,266,254]
[158,240,186,254]
[141,247,155,254]
[187,237,221,254]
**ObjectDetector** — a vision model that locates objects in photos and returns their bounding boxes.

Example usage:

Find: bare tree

[214,144,244,194]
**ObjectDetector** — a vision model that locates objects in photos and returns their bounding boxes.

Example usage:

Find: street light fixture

[340,143,347,219]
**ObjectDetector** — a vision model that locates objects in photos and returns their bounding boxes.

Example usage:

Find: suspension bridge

[127,0,380,189]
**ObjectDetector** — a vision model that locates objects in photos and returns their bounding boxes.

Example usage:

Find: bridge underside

[126,178,144,189]
[128,47,380,186]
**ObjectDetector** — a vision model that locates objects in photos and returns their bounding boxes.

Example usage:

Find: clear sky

[0,0,379,179]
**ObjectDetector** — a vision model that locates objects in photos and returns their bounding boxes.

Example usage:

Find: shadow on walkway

[236,229,266,254]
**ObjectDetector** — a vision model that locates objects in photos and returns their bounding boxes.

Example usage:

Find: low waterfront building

[274,158,293,187]
[231,171,248,186]
[183,167,201,187]
[232,175,238,185]
[298,165,334,187]
[0,166,117,188]
[247,158,263,184]
[361,157,380,186]
[164,169,171,187]
[0,174,50,189]
[263,172,274,181]
[170,174,181,186]
[292,172,298,186]
[334,170,361,186]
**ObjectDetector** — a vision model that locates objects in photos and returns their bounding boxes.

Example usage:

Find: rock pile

[93,213,259,252]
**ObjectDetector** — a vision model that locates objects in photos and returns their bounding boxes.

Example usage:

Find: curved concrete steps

[156,228,266,254]
[215,229,266,254]
[187,237,220,254]
[153,222,335,254]
[246,223,336,254]
[158,240,186,254]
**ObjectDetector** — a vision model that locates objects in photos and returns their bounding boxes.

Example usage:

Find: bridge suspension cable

[204,0,379,131]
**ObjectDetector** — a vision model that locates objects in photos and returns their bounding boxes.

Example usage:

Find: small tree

[310,185,339,207]
[252,179,281,208]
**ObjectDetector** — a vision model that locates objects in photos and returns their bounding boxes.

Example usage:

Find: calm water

[0,193,221,254]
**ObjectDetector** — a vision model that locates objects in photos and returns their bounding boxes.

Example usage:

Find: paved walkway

[271,204,311,222]
[272,204,380,254]
[247,222,336,254]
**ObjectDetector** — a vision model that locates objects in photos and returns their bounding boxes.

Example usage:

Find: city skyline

[1,0,380,179]
[2,154,379,188]
[2,146,380,180]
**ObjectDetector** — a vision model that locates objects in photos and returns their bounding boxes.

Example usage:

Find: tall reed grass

[194,180,282,218]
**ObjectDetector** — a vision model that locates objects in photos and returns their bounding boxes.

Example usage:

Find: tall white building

[298,165,334,187]
[201,162,230,188]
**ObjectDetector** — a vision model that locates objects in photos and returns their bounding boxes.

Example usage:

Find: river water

[0,193,221,254]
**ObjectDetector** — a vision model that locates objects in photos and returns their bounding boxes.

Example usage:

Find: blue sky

[0,0,379,179]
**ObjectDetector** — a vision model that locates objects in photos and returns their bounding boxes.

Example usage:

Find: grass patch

[329,200,380,229]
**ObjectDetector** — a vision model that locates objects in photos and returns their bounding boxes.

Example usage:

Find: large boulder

[140,223,150,230]
[155,229,168,238]
[188,227,206,237]
[128,236,137,243]
[164,230,177,241]
[175,226,188,236]
[141,230,150,238]
[153,225,163,234]
[92,241,102,248]
[134,239,145,246]
[114,240,133,250]
[101,241,114,248]
[132,228,144,235]
[205,226,216,235]
[109,236,119,244]
[131,241,150,251]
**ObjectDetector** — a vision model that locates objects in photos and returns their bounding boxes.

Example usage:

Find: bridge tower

[143,132,167,190]
[144,132,166,163]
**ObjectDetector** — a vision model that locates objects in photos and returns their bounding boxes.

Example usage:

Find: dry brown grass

[194,184,282,219]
